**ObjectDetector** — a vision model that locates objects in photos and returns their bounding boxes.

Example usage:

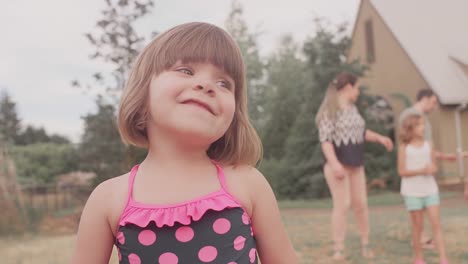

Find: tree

[225,0,266,126]
[357,90,397,190]
[48,134,71,144]
[79,97,128,185]
[0,91,21,144]
[15,125,71,146]
[74,0,153,184]
[15,126,48,145]
[303,19,366,94]
[11,143,79,184]
[261,35,309,160]
[72,0,154,102]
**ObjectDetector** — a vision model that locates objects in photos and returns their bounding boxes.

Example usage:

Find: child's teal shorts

[403,194,440,211]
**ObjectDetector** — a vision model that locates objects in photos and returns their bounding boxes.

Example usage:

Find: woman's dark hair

[332,72,358,91]
[315,72,359,125]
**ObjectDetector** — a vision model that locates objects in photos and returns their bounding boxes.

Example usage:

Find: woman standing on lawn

[315,72,394,261]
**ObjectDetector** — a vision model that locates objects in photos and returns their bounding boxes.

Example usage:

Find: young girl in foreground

[398,114,449,264]
[71,22,298,264]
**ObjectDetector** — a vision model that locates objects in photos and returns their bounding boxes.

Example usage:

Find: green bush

[10,143,79,184]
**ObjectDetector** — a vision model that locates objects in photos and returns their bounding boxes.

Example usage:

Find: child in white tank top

[400,141,439,197]
[398,114,449,264]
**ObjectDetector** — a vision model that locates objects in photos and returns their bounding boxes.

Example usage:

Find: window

[365,19,376,63]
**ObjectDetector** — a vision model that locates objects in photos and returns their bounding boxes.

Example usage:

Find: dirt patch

[37,211,81,235]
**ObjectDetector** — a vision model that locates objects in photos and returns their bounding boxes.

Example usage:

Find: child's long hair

[315,72,358,125]
[118,22,262,166]
[399,114,422,144]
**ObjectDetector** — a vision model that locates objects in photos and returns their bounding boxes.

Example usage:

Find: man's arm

[434,150,457,161]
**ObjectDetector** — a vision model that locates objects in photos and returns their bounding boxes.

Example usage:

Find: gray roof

[370,0,468,104]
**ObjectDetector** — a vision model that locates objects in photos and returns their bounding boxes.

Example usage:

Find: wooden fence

[19,184,89,213]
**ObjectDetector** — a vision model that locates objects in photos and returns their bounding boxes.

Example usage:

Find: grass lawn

[1,191,467,264]
[282,191,468,264]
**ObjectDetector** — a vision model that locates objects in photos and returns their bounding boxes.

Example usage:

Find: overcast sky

[0,0,359,142]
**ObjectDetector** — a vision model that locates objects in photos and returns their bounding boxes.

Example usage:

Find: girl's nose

[195,80,215,95]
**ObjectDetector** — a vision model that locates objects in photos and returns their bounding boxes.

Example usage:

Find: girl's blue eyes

[178,68,193,75]
[216,80,230,89]
[176,68,232,90]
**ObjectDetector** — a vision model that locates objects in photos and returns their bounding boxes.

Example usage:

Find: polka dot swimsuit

[115,164,258,264]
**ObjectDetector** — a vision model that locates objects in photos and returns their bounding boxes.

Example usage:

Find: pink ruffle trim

[119,193,241,228]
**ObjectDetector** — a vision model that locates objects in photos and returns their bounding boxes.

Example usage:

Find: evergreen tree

[0,91,21,144]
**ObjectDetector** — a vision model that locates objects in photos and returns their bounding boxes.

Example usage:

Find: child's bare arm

[247,168,299,264]
[71,180,116,264]
[397,144,431,177]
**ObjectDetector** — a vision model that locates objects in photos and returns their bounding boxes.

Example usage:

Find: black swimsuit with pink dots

[114,164,258,264]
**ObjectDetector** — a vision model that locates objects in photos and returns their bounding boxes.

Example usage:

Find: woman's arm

[246,168,299,264]
[321,142,346,179]
[397,144,430,177]
[321,141,340,166]
[365,129,394,151]
[318,114,346,179]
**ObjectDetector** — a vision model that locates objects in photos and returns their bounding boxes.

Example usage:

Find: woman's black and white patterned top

[318,105,366,167]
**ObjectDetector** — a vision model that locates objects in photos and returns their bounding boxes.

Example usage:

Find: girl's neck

[139,148,213,183]
[142,131,213,171]
[409,136,424,146]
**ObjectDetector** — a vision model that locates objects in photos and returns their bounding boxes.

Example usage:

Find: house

[348,0,468,184]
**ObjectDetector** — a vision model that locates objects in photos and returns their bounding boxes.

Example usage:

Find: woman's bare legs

[324,163,351,260]
[348,166,373,258]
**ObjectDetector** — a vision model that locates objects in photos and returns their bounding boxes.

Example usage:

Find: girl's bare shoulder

[91,173,129,200]
[222,165,269,216]
[86,172,131,235]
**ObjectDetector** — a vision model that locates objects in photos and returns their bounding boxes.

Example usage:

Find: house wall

[348,0,468,183]
[348,0,427,113]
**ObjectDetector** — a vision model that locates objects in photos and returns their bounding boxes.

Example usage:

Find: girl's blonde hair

[399,114,423,144]
[315,72,358,125]
[118,22,262,166]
